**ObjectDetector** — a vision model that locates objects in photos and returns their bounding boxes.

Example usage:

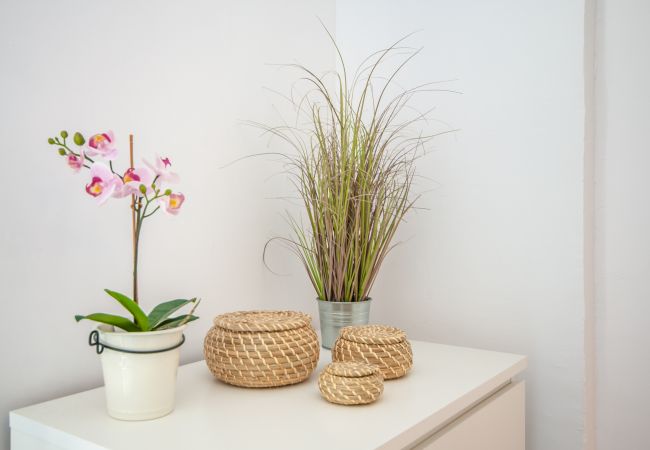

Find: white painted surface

[0,1,334,448]
[334,2,588,450]
[11,430,77,450]
[10,341,526,450]
[417,381,525,450]
[595,1,650,449]
[583,1,596,448]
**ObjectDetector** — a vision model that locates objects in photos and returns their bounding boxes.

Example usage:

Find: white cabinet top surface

[10,340,526,450]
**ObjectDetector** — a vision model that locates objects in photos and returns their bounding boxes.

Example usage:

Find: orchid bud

[60,130,68,139]
[164,189,172,196]
[47,138,55,145]
[58,148,66,156]
[73,132,85,146]
[139,184,147,194]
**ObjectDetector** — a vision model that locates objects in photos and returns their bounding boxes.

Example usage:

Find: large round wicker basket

[332,325,413,380]
[318,361,384,405]
[204,311,320,388]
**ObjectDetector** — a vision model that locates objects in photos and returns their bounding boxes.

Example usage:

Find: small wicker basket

[318,361,384,405]
[204,311,320,388]
[332,325,413,380]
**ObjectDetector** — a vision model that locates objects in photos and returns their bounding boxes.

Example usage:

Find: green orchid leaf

[153,314,199,331]
[147,298,196,330]
[104,289,150,331]
[74,313,140,332]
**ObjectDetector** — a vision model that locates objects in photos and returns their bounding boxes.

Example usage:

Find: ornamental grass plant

[261,32,452,302]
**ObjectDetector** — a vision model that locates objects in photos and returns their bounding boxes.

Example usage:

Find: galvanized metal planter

[317,298,372,349]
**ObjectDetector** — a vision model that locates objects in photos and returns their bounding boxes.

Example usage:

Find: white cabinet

[10,341,526,449]
[414,381,525,450]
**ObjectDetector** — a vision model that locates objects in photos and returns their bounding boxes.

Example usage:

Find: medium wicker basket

[204,310,320,388]
[318,361,384,405]
[332,325,413,380]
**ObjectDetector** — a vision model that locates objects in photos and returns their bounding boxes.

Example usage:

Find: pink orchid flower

[122,166,154,196]
[86,131,118,160]
[85,163,120,205]
[160,192,185,215]
[67,150,85,172]
[144,155,180,183]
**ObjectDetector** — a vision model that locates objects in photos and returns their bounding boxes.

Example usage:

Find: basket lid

[214,310,312,332]
[339,325,407,345]
[325,361,379,378]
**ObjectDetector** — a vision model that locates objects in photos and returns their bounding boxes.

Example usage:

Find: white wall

[335,1,589,449]
[595,1,650,449]
[0,0,334,448]
[7,1,649,449]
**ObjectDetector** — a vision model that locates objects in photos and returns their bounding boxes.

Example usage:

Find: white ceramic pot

[96,324,186,421]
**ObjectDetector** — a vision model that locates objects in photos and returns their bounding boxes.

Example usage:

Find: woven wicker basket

[318,361,384,405]
[204,311,320,388]
[332,325,413,380]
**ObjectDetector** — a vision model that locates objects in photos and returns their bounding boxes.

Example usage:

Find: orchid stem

[131,187,164,309]
[130,134,137,305]
[55,138,96,164]
[133,202,142,308]
[143,206,160,218]
[109,161,123,181]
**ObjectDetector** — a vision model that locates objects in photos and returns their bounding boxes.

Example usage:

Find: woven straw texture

[318,362,384,405]
[204,311,320,388]
[332,325,413,380]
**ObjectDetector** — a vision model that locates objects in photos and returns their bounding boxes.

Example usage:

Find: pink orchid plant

[47,130,198,332]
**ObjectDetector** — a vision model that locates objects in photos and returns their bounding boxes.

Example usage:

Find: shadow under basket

[203,310,320,388]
